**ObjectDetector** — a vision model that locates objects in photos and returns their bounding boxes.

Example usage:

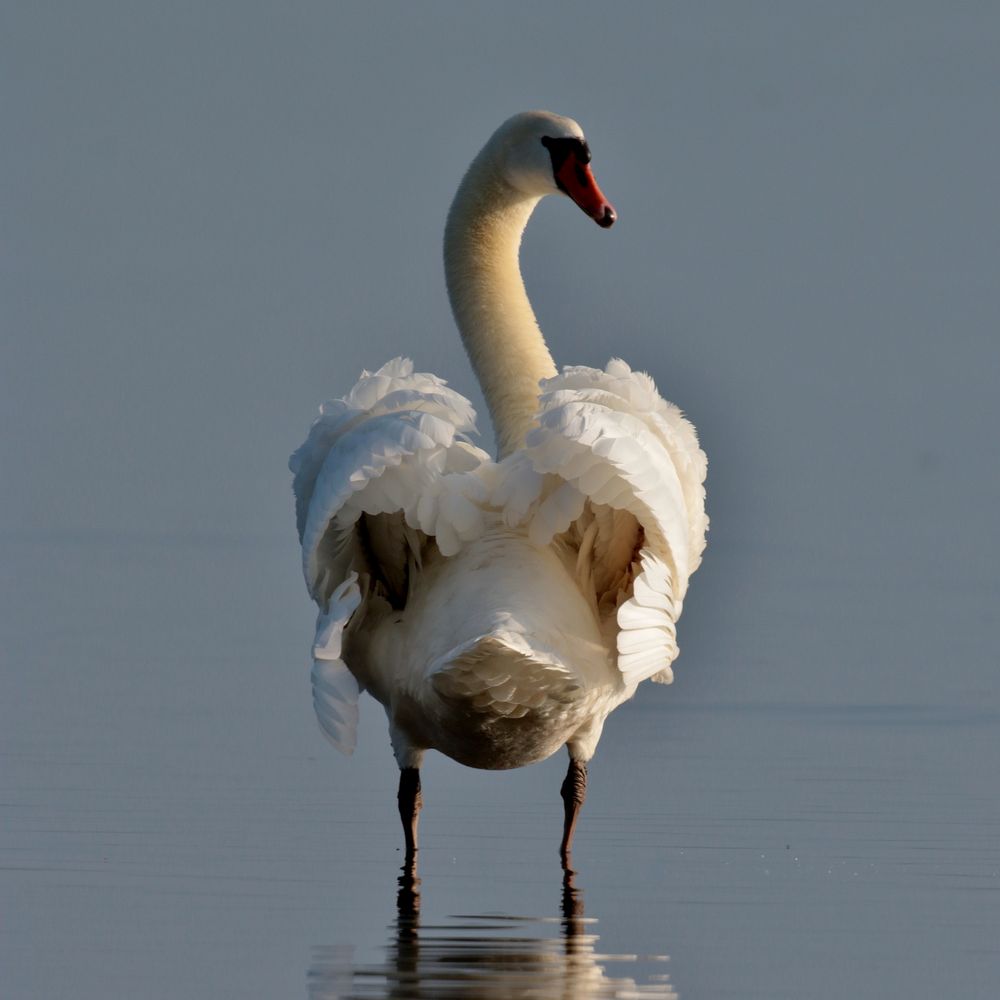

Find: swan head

[490,111,616,228]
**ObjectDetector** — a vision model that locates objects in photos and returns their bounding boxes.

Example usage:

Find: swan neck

[444,159,556,458]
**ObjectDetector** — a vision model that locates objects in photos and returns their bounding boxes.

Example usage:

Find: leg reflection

[393,855,421,988]
[396,855,421,923]
[311,858,677,999]
[561,860,586,942]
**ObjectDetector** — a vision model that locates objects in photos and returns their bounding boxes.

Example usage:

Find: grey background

[3,3,998,998]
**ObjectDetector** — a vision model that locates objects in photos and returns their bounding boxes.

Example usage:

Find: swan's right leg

[560,722,604,859]
[559,758,588,859]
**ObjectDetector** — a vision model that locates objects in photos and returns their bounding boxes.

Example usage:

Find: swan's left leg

[397,767,423,858]
[390,724,425,859]
[559,758,588,859]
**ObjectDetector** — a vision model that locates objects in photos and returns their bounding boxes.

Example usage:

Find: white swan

[290,111,708,858]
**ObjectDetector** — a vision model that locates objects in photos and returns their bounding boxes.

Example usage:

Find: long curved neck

[444,154,557,459]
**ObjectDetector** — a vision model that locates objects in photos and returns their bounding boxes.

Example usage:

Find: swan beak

[555,159,617,228]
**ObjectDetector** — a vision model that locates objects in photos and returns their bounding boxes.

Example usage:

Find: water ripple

[309,864,676,999]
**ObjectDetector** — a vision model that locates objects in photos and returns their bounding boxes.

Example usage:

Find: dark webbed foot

[398,767,423,860]
[559,759,588,859]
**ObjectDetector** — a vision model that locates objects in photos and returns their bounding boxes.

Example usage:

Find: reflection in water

[309,862,676,999]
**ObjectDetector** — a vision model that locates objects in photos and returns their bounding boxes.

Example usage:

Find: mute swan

[291,111,707,859]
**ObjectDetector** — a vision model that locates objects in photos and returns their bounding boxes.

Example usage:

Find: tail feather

[431,636,583,717]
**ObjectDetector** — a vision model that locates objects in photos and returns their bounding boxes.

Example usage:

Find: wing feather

[291,359,489,602]
[290,358,490,752]
[310,573,363,753]
[497,360,707,689]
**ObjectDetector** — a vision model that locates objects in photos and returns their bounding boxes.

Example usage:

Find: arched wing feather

[311,573,363,753]
[498,360,708,688]
[289,358,489,751]
[290,358,488,602]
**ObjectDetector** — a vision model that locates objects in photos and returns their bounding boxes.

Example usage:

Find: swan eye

[541,136,590,162]
[541,136,592,187]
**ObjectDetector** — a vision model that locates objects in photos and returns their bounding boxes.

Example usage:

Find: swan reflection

[309,862,676,999]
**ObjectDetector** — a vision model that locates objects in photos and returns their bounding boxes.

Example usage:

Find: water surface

[3,536,997,998]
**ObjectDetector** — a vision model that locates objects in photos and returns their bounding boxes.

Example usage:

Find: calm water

[2,535,998,999]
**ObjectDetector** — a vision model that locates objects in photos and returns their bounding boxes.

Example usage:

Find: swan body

[291,112,707,854]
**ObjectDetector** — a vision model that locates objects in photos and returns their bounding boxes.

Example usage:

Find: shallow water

[310,871,677,1000]
[2,535,998,999]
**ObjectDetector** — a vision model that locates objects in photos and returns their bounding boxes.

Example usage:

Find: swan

[290,111,707,859]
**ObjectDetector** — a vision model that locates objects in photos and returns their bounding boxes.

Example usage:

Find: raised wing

[496,359,708,688]
[289,357,490,750]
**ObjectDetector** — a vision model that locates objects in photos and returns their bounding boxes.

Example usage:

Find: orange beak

[554,158,617,228]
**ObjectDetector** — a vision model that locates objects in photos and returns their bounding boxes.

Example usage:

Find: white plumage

[290,111,708,855]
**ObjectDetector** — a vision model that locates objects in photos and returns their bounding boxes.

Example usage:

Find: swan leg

[398,767,423,859]
[559,759,588,859]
